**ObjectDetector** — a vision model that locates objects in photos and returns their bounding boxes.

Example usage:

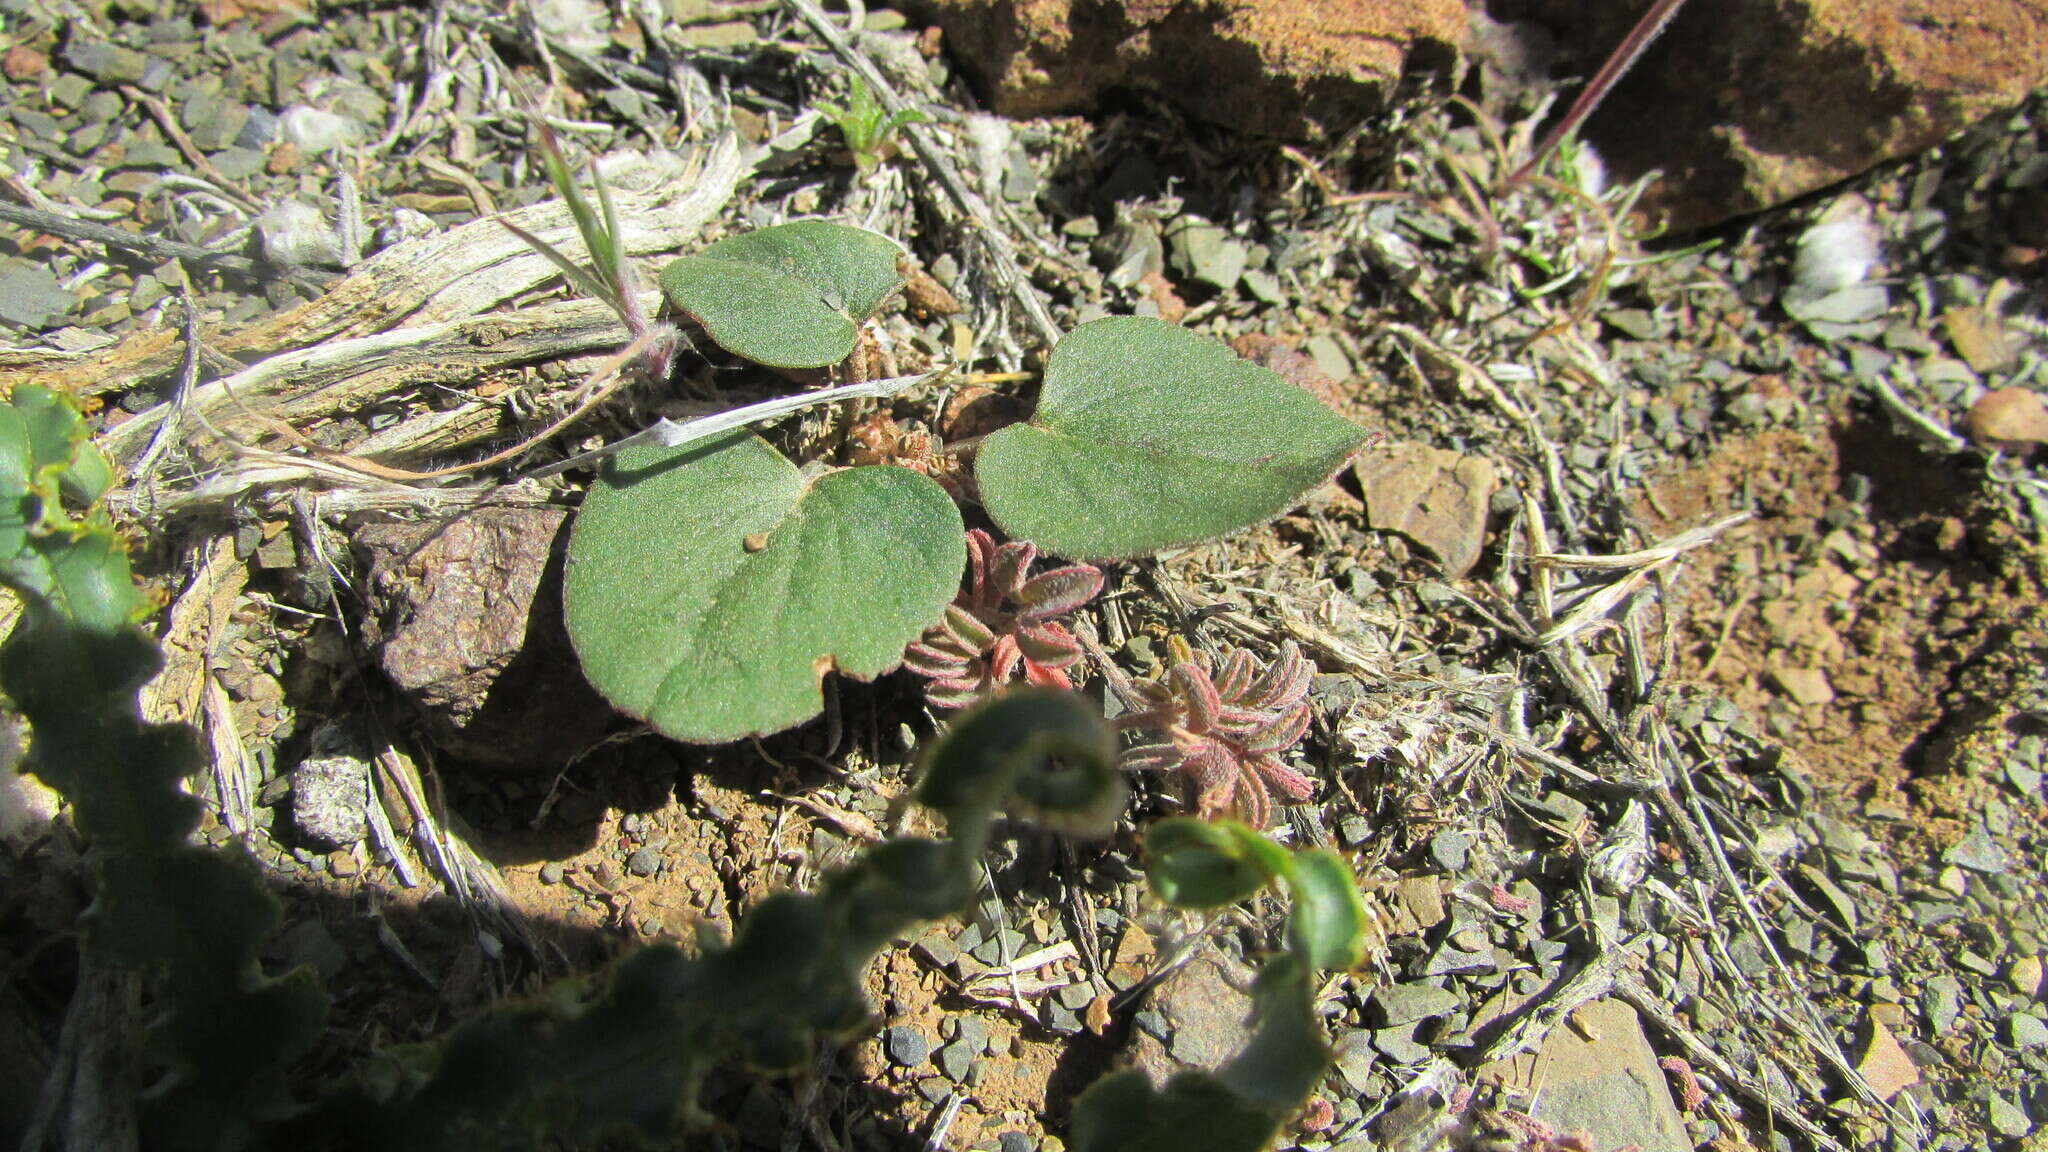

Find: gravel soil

[1,4,2045,1151]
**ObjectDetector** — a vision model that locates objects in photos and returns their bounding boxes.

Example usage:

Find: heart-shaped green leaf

[564,431,963,742]
[660,220,905,369]
[975,317,1371,560]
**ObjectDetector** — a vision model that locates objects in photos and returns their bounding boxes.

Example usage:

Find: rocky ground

[1,2,2045,1152]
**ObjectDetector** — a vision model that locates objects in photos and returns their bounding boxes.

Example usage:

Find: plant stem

[1502,0,1691,190]
[521,367,957,479]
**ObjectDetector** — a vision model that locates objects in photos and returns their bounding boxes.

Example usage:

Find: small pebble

[2007,1013,2048,1049]
[1427,829,1472,872]
[625,847,660,877]
[539,861,565,885]
[2007,956,2044,999]
[999,1132,1035,1152]
[886,1025,929,1067]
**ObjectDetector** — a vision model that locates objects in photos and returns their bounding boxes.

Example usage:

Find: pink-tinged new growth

[1116,636,1314,828]
[904,529,1104,708]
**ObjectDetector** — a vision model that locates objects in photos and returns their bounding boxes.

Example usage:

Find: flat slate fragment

[1354,441,1498,578]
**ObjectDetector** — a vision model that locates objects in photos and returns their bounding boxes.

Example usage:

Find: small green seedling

[499,122,676,380]
[563,301,1374,744]
[815,75,927,174]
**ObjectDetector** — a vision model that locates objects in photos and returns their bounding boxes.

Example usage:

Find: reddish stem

[1502,0,1692,190]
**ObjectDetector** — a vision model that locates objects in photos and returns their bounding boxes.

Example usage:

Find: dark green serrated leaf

[976,317,1371,560]
[0,386,140,629]
[1281,849,1369,972]
[659,220,903,368]
[0,387,324,1152]
[1144,817,1286,909]
[564,431,963,743]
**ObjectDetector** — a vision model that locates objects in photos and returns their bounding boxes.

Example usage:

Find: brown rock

[1854,1012,1919,1102]
[2,46,47,81]
[1770,663,1835,708]
[1354,441,1498,577]
[1506,0,2048,227]
[1966,387,2048,454]
[355,508,612,770]
[1229,332,1343,411]
[1128,949,1257,1086]
[896,0,1465,139]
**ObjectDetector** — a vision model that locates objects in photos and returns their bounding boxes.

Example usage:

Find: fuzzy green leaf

[1067,1069,1279,1152]
[976,317,1371,560]
[1144,817,1287,909]
[1214,953,1326,1108]
[659,220,904,368]
[564,431,963,742]
[1281,848,1370,972]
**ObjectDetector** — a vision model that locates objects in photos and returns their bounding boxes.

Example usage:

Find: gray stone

[276,919,348,982]
[913,933,958,968]
[236,106,278,148]
[0,263,74,329]
[208,147,266,181]
[1479,998,1689,1152]
[1332,1032,1377,1092]
[49,74,93,109]
[62,40,149,85]
[971,928,1027,964]
[1796,864,1860,931]
[915,1077,951,1106]
[1045,1003,1081,1033]
[885,1025,929,1067]
[1988,1094,2033,1138]
[1129,951,1256,1086]
[998,1131,1034,1152]
[1427,829,1473,872]
[1369,982,1460,1027]
[1946,829,2011,874]
[1923,976,1963,1033]
[1165,217,1246,291]
[938,1039,978,1082]
[539,861,565,885]
[183,97,249,151]
[626,847,661,877]
[1422,940,1494,977]
[1372,1023,1431,1065]
[954,1015,988,1054]
[2008,1014,2048,1049]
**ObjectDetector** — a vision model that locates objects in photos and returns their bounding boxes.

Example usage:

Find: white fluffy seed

[1792,196,1880,294]
[277,105,364,154]
[257,200,343,269]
